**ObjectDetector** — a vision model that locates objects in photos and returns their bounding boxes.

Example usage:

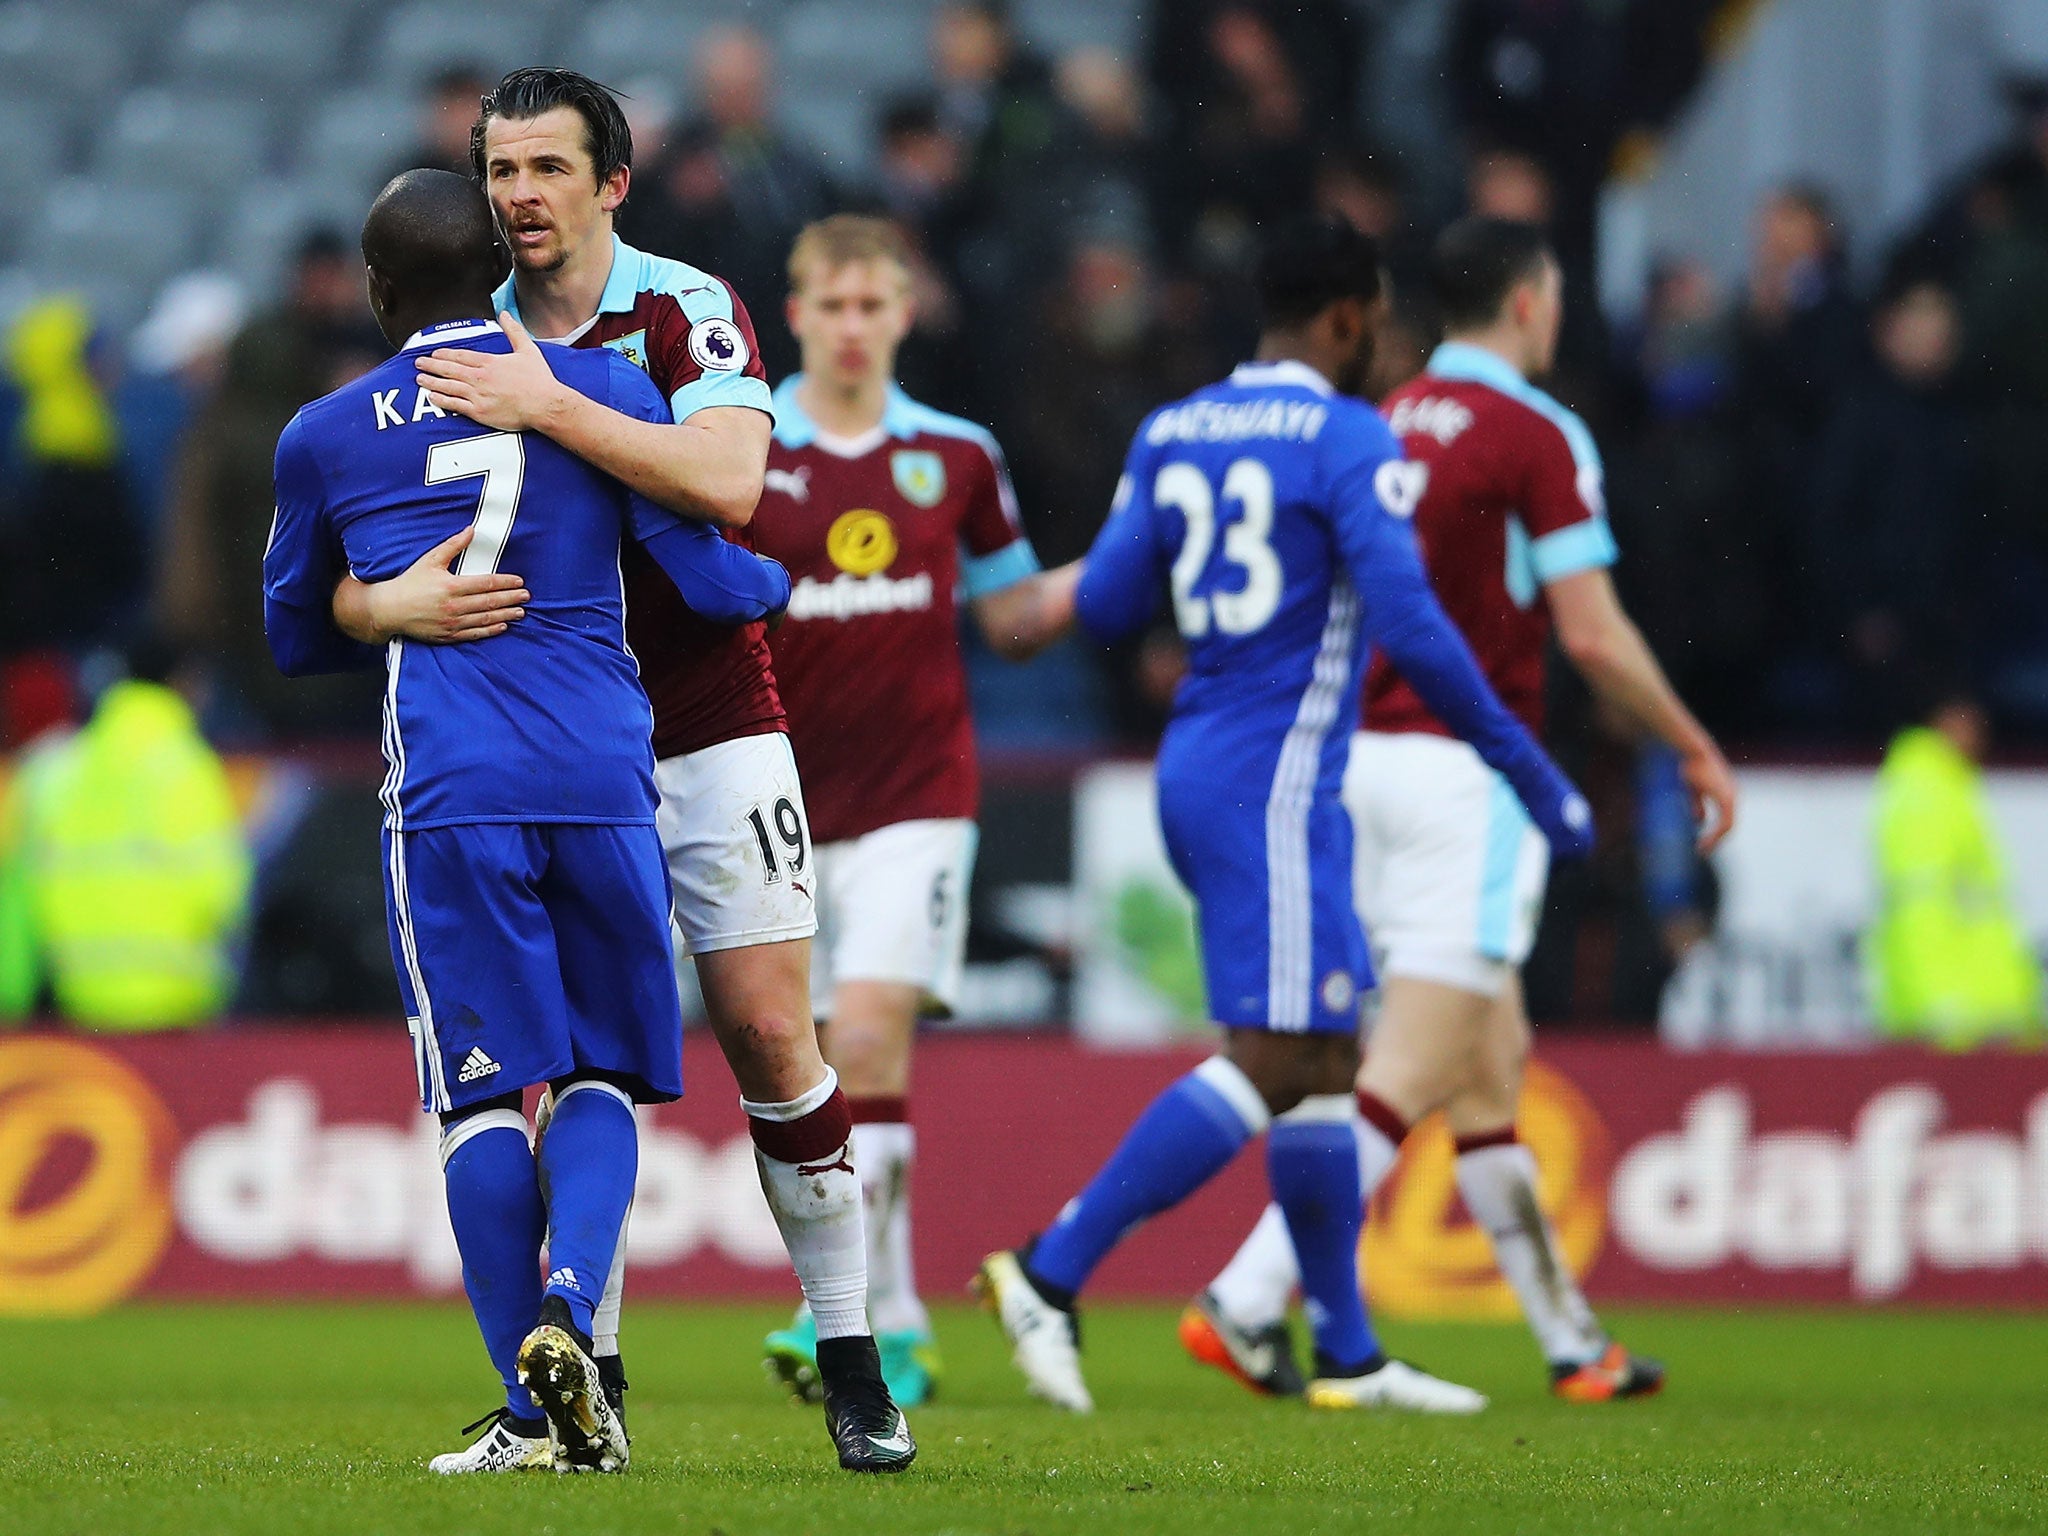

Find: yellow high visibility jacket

[1870,727,2043,1048]
[0,682,250,1029]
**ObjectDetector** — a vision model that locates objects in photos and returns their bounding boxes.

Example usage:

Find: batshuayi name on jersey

[753,381,1038,844]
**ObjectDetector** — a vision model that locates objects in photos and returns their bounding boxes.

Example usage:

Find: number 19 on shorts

[747,796,808,885]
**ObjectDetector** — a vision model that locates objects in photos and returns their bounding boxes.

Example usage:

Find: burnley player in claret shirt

[753,216,1079,1408]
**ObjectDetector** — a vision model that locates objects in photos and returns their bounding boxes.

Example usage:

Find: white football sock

[1209,1097,1404,1330]
[745,1069,869,1341]
[590,1194,629,1358]
[1208,1202,1297,1330]
[1456,1140,1605,1366]
[851,1120,928,1337]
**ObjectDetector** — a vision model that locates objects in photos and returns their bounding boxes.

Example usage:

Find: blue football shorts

[1156,735,1373,1036]
[380,820,685,1113]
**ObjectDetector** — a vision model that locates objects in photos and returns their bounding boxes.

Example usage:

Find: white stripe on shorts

[1263,581,1360,1031]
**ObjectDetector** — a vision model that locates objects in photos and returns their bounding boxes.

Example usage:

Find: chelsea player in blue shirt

[263,171,792,1475]
[978,220,1594,1414]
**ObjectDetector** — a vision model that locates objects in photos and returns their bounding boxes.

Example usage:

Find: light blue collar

[1427,341,1526,392]
[772,374,923,448]
[493,234,644,327]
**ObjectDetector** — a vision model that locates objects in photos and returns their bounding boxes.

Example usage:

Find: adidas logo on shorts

[457,1047,501,1083]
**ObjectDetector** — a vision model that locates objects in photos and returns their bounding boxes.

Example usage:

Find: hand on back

[347,526,530,645]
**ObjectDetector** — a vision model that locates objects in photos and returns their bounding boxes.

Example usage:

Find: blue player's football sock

[1027,1058,1271,1297]
[441,1108,547,1421]
[536,1080,640,1341]
[1268,1096,1380,1373]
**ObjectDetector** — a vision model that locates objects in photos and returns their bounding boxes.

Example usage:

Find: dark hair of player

[362,169,505,314]
[470,67,632,188]
[1432,217,1554,332]
[1255,217,1386,331]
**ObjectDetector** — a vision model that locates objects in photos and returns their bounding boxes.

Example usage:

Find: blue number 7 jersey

[263,318,788,832]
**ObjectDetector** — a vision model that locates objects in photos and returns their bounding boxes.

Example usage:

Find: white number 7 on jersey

[425,431,527,576]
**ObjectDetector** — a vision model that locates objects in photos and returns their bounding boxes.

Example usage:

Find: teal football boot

[766,1307,942,1408]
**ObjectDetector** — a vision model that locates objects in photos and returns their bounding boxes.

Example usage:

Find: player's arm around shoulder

[416,313,769,528]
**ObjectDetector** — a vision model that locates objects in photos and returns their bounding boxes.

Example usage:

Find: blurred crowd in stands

[4,0,2048,1030]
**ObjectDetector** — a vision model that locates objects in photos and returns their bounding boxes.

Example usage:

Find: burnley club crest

[891,450,946,508]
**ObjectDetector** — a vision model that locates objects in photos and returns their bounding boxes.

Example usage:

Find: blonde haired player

[755,215,1078,1405]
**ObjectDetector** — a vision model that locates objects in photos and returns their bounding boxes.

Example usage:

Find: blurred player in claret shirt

[1190,219,1738,1404]
[753,216,1079,1408]
[333,70,912,1474]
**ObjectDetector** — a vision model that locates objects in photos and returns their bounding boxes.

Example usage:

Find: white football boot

[975,1250,1094,1413]
[427,1408,554,1473]
[1306,1358,1489,1414]
[517,1297,632,1473]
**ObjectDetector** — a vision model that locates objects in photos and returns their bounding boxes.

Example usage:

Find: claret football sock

[847,1100,928,1338]
[747,1068,870,1340]
[1027,1057,1271,1297]
[440,1107,548,1420]
[536,1080,640,1342]
[1268,1095,1380,1372]
[1455,1131,1605,1366]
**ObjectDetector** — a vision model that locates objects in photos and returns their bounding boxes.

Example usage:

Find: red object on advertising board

[2,1029,2045,1316]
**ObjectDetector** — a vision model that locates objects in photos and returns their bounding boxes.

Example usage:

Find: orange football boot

[1551,1342,1665,1402]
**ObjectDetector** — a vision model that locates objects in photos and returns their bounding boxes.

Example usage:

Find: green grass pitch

[6,1301,2045,1534]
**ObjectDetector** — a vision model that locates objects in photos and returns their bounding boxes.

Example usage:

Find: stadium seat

[1013,0,1143,57]
[295,89,422,199]
[562,1,724,87]
[222,178,373,300]
[780,1,935,100]
[1992,0,2048,72]
[97,89,273,192]
[777,92,878,184]
[24,179,204,330]
[0,265,35,331]
[0,1,134,99]
[370,0,566,88]
[166,1,354,97]
[0,100,71,261]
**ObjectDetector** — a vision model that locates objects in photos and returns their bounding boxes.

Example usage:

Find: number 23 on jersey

[1158,456,1282,638]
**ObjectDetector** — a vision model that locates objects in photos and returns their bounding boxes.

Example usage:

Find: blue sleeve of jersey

[1323,415,1590,856]
[1074,448,1164,643]
[613,353,787,621]
[261,420,383,677]
[636,515,791,624]
[604,350,674,426]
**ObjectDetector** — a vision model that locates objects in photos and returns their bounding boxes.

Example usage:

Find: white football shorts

[808,817,978,1020]
[1346,730,1550,999]
[655,732,820,956]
